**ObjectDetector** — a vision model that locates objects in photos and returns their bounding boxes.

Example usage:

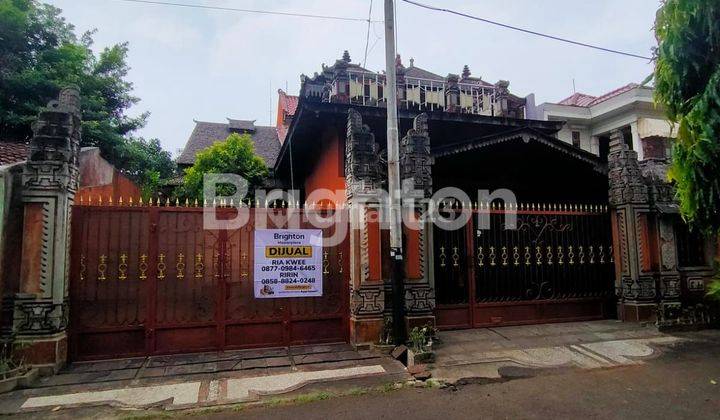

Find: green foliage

[408,322,438,353]
[117,137,175,200]
[654,0,720,235]
[182,133,268,201]
[708,258,720,301]
[0,0,175,190]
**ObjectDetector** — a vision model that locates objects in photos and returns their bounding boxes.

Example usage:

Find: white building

[530,83,674,161]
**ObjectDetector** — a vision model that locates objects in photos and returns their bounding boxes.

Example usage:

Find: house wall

[556,125,593,152]
[303,127,346,204]
[77,147,141,200]
[537,87,674,161]
[79,170,141,201]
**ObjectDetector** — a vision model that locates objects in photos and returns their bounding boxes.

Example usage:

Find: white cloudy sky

[46,0,659,155]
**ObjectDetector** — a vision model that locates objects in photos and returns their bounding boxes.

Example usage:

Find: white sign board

[254,229,323,298]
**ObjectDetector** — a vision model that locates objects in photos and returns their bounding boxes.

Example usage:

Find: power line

[362,0,374,67]
[400,0,652,60]
[111,0,380,23]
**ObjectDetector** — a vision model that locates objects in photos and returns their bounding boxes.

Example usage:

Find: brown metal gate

[69,203,349,361]
[434,203,615,329]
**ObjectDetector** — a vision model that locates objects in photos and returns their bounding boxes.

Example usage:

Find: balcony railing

[336,70,503,116]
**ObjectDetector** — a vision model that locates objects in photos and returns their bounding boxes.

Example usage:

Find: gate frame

[433,203,615,329]
[69,203,350,361]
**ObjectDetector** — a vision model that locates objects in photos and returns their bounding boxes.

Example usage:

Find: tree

[654,0,720,234]
[653,0,720,298]
[0,0,174,189]
[182,133,268,201]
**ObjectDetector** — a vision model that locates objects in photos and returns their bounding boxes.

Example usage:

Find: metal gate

[69,203,349,361]
[434,203,615,329]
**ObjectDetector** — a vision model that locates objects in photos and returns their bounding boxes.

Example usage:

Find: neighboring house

[533,83,674,161]
[0,140,29,166]
[78,147,141,200]
[176,119,282,172]
[276,89,299,144]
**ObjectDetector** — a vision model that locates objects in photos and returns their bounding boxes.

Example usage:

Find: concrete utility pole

[384,0,407,344]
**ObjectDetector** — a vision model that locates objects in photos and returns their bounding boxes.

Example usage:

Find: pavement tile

[293,353,332,365]
[235,348,288,359]
[216,360,241,371]
[164,362,218,376]
[138,367,167,378]
[64,358,145,373]
[289,343,352,355]
[265,356,292,367]
[241,358,267,369]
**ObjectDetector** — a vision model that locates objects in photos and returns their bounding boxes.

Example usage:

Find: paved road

[213,338,720,420]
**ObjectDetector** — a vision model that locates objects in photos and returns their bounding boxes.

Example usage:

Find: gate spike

[119,196,124,206]
[138,196,143,206]
[129,196,134,206]
[108,196,113,206]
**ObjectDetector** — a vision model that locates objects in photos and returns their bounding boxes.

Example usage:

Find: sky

[46,0,660,156]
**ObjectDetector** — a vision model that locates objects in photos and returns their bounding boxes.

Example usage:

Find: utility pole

[384,0,407,344]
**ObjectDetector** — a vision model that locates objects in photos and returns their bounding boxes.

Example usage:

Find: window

[676,222,707,267]
[572,131,581,148]
[621,126,634,150]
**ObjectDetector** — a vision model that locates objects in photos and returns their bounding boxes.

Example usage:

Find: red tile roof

[0,141,28,166]
[558,92,597,107]
[557,83,639,107]
[278,89,298,117]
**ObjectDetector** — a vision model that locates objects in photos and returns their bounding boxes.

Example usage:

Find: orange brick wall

[303,127,346,205]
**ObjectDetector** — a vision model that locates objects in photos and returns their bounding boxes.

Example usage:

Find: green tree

[182,133,268,201]
[653,0,720,298]
[0,0,174,189]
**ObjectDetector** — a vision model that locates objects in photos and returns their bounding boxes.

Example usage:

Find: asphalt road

[215,338,720,420]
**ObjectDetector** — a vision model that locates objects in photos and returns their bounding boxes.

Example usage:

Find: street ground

[2,322,719,418]
[214,337,720,420]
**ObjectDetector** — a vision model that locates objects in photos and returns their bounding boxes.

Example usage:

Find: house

[176,119,282,172]
[5,61,717,368]
[271,51,715,344]
[533,83,674,161]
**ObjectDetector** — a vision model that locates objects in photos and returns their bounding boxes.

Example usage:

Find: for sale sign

[253,229,323,298]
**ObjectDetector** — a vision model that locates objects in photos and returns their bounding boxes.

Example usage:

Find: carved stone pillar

[444,74,460,113]
[642,159,681,326]
[494,80,510,116]
[346,109,386,345]
[399,114,435,330]
[9,88,80,370]
[608,129,655,321]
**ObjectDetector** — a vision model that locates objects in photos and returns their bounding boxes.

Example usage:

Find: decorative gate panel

[70,204,349,361]
[434,203,615,329]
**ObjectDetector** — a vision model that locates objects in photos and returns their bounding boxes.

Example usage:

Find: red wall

[303,127,346,205]
[79,169,141,201]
